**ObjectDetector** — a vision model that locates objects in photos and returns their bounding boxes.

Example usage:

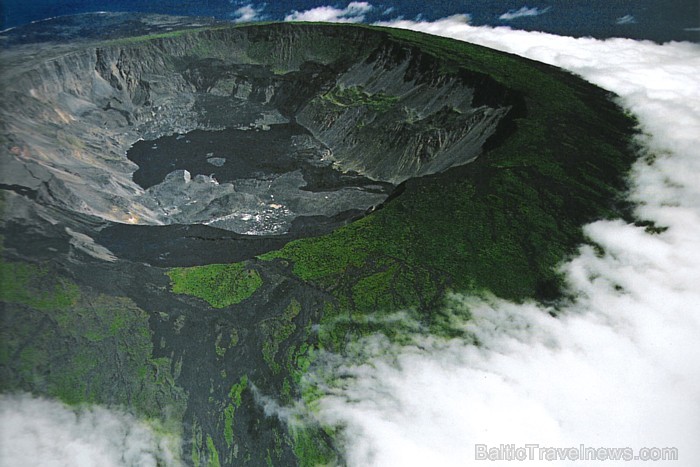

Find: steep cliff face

[297,40,515,183]
[0,23,516,229]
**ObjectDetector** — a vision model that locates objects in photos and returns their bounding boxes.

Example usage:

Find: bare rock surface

[1,17,512,242]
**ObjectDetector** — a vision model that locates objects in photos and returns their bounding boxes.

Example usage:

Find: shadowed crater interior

[127,123,392,236]
[2,22,519,266]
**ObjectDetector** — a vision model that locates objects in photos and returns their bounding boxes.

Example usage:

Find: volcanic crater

[0,15,639,467]
[2,20,517,265]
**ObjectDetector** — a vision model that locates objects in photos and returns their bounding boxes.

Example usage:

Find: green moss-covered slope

[260,24,636,309]
[167,263,263,308]
[0,258,187,432]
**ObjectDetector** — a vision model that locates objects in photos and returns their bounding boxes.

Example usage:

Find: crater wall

[1,24,516,229]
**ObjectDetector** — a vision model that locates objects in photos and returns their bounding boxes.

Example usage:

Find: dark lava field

[0,13,638,466]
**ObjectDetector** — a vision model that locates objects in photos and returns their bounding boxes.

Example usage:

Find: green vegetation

[260,300,301,373]
[167,263,262,308]
[0,259,187,434]
[215,333,227,358]
[223,375,248,448]
[261,24,636,316]
[229,375,248,406]
[104,26,228,46]
[206,435,221,467]
[290,425,337,467]
[223,406,235,448]
[215,328,238,358]
[320,85,399,112]
[192,421,203,467]
[0,259,80,311]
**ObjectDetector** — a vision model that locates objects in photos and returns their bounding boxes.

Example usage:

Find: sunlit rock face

[0,22,515,235]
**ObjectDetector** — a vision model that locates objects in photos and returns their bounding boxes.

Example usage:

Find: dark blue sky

[2,1,698,42]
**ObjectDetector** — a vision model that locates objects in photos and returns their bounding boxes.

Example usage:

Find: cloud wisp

[230,3,266,23]
[499,6,552,21]
[284,2,373,23]
[299,14,700,467]
[616,14,637,25]
[0,393,181,466]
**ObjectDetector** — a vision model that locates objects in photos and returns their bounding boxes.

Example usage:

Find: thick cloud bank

[303,14,700,467]
[0,393,181,466]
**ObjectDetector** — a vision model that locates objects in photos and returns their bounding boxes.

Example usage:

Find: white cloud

[616,14,637,25]
[0,393,181,466]
[300,14,700,467]
[499,6,551,21]
[284,2,373,23]
[251,383,303,423]
[230,3,266,23]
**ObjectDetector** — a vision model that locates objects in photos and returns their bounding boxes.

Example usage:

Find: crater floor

[127,123,391,236]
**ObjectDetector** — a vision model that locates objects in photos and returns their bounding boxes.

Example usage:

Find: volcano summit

[0,14,638,466]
